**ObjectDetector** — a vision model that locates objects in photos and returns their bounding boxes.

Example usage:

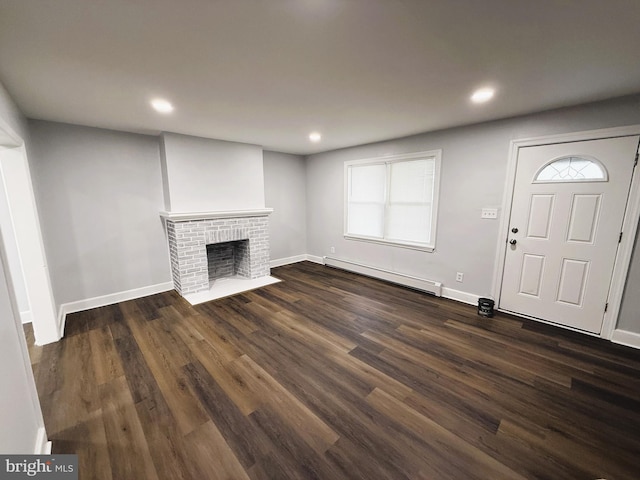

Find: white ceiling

[1,0,640,155]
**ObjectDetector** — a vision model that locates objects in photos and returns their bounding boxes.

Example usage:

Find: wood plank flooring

[25,261,640,479]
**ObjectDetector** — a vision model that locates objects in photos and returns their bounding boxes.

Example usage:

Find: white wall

[0,159,30,320]
[0,82,31,322]
[161,132,265,212]
[306,94,640,332]
[0,237,48,453]
[0,81,48,451]
[263,151,307,262]
[28,121,171,309]
[0,145,59,345]
[0,81,28,143]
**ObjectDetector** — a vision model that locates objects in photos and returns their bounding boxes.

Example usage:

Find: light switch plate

[481,208,498,219]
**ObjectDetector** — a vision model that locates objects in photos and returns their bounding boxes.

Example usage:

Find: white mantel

[160,208,273,222]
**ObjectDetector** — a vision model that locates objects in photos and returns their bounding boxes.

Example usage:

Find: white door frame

[491,125,640,339]
[0,118,60,345]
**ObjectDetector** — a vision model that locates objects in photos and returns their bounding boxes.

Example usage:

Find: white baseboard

[323,256,442,296]
[34,427,51,454]
[270,254,308,268]
[274,255,485,308]
[611,329,640,349]
[441,287,482,306]
[305,254,324,265]
[20,310,32,324]
[57,281,174,337]
[271,254,325,267]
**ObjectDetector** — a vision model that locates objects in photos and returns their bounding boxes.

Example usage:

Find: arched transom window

[534,156,608,183]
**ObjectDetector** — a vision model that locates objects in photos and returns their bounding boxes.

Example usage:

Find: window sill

[344,234,435,252]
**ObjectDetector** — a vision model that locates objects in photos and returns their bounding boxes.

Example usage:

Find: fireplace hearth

[160,209,278,304]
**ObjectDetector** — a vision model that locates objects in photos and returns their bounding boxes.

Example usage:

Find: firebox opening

[206,239,250,285]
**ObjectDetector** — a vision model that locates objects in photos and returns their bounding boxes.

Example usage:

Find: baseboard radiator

[323,256,442,297]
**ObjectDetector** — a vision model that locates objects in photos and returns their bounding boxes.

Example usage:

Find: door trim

[0,116,60,344]
[491,125,640,339]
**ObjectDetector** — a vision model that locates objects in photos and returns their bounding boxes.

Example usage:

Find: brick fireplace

[161,209,273,300]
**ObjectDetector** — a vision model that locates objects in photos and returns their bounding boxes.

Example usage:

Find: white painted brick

[164,214,272,295]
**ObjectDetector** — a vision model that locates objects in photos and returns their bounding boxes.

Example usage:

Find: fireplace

[161,209,277,304]
[207,240,250,282]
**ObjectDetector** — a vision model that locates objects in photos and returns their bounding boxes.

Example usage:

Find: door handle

[511,227,519,233]
[509,239,517,245]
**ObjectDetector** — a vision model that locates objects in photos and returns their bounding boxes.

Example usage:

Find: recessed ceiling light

[151,98,174,113]
[309,132,322,142]
[470,87,495,104]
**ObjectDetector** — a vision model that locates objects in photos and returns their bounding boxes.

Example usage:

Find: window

[344,150,441,251]
[534,156,607,183]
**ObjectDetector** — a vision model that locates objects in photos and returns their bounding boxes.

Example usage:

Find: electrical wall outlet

[330,246,335,254]
[456,272,464,282]
[481,208,498,219]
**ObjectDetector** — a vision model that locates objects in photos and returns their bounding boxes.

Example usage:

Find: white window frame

[343,150,442,252]
[533,154,609,183]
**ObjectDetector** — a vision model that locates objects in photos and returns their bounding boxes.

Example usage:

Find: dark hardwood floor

[24,261,640,479]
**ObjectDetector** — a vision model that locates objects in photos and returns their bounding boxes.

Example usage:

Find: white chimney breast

[160,132,265,213]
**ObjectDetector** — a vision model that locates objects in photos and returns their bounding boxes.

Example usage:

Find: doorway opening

[0,121,59,345]
[493,125,640,339]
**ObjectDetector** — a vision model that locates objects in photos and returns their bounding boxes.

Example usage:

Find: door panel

[556,259,589,306]
[566,194,600,243]
[527,195,554,239]
[500,135,639,334]
[519,254,545,297]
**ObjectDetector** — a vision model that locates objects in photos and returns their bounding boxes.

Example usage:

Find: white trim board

[20,310,32,324]
[273,256,484,306]
[491,124,640,340]
[57,281,174,337]
[271,254,324,268]
[56,255,324,335]
[324,256,442,296]
[441,287,481,306]
[160,208,273,221]
[270,255,308,268]
[34,427,51,454]
[611,329,640,350]
[306,255,324,265]
[1,143,59,345]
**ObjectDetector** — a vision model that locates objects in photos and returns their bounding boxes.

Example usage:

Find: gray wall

[28,121,171,308]
[25,121,306,310]
[263,151,307,262]
[13,90,640,337]
[160,132,265,212]
[306,94,640,332]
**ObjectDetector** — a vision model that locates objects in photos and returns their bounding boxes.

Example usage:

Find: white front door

[500,135,639,334]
